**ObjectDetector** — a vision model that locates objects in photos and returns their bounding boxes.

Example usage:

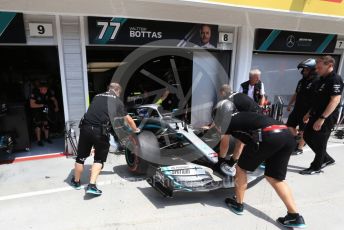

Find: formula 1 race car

[114,104,264,197]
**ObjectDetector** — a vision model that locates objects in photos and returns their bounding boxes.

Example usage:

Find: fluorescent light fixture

[88,68,111,73]
[87,62,126,69]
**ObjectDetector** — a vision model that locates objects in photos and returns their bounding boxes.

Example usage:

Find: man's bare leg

[74,162,84,182]
[232,140,245,161]
[265,176,298,213]
[235,166,248,203]
[219,134,230,158]
[89,163,102,184]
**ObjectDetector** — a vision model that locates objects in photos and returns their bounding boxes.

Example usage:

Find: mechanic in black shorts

[286,59,318,155]
[30,82,59,146]
[208,84,262,177]
[301,56,343,175]
[71,83,140,195]
[212,99,306,228]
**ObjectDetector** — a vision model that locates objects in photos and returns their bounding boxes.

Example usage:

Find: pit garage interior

[0,46,65,162]
[86,46,232,126]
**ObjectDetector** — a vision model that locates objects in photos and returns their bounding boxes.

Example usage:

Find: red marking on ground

[0,152,72,165]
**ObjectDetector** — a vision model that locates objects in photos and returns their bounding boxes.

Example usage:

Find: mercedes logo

[286,35,295,48]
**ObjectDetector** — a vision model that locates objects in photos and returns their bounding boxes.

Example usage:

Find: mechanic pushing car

[71,83,140,195]
[218,84,262,174]
[212,99,306,228]
[286,58,319,155]
[205,84,262,177]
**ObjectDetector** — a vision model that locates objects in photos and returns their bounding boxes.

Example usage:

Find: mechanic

[212,100,306,228]
[239,69,266,106]
[30,82,59,146]
[207,84,262,177]
[301,56,343,175]
[71,83,140,195]
[286,58,319,155]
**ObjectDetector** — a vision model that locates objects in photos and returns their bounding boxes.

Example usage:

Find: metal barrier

[270,96,284,122]
[65,120,79,156]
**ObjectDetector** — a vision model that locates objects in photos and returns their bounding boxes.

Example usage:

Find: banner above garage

[88,17,219,48]
[205,0,344,18]
[254,29,337,53]
[0,12,26,43]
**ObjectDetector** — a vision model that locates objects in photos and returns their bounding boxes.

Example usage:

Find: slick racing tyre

[125,131,160,174]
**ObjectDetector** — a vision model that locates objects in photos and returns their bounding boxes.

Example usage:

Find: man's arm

[313,95,341,131]
[30,98,43,109]
[238,86,243,93]
[51,96,59,112]
[287,93,297,111]
[259,83,266,106]
[322,95,341,118]
[124,115,140,133]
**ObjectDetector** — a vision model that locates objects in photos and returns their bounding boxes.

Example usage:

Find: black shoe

[45,138,53,144]
[37,140,44,146]
[70,177,81,190]
[225,196,244,215]
[213,161,236,177]
[86,184,102,195]
[277,213,306,228]
[321,159,335,169]
[299,167,322,175]
[292,148,303,155]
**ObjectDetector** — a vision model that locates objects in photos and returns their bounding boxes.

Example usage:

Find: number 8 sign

[219,32,233,44]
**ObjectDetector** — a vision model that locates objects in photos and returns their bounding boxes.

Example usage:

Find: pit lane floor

[0,138,343,230]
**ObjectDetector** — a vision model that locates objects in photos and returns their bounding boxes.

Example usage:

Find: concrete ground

[0,137,343,230]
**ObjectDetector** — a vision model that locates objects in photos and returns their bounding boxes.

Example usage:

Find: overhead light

[88,68,111,73]
[87,62,126,69]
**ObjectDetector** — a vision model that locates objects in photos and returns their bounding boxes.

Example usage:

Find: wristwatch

[319,115,327,119]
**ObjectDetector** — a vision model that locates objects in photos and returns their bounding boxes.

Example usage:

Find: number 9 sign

[29,23,53,37]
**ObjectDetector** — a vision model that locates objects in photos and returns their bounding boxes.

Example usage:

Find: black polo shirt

[30,88,55,106]
[310,71,343,118]
[229,92,262,113]
[225,112,281,144]
[83,91,127,126]
[294,75,319,112]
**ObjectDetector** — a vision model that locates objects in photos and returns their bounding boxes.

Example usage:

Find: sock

[287,212,300,218]
[218,157,226,163]
[227,157,238,167]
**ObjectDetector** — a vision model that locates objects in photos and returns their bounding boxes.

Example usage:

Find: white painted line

[0,179,123,202]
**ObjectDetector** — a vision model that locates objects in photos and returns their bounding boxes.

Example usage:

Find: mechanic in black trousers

[286,58,319,155]
[211,84,262,177]
[71,83,140,195]
[301,56,343,175]
[212,99,306,228]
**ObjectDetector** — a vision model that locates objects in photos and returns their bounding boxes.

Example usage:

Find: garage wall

[59,16,86,121]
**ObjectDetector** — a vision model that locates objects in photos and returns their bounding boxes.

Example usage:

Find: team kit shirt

[310,71,344,119]
[229,92,262,113]
[225,112,281,144]
[83,91,128,126]
[30,88,55,114]
[294,76,319,113]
